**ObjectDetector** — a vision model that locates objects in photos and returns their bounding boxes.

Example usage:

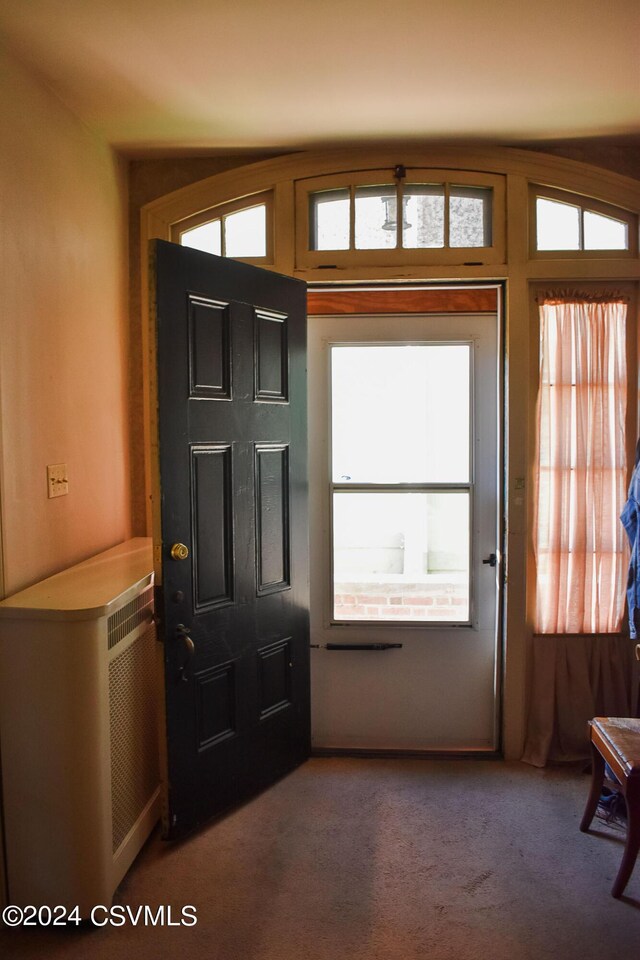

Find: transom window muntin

[329,341,474,625]
[297,169,505,268]
[531,185,636,257]
[173,190,273,263]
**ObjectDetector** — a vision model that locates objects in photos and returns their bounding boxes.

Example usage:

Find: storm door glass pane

[583,210,628,250]
[224,204,266,258]
[449,186,492,247]
[333,492,470,622]
[310,189,350,250]
[403,185,445,248]
[181,219,222,255]
[355,185,398,249]
[536,197,580,250]
[331,344,470,484]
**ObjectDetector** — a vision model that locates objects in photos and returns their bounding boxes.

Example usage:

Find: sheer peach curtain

[523,295,636,766]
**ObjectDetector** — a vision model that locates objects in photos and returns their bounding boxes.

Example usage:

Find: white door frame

[307,286,504,753]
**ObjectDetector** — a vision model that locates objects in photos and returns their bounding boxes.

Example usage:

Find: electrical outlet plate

[47,463,68,498]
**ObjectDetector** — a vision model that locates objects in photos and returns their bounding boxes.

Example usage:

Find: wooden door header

[307,287,498,315]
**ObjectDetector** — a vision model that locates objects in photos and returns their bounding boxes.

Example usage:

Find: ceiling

[1,0,639,156]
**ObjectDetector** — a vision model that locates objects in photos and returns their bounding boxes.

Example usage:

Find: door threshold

[311,747,502,760]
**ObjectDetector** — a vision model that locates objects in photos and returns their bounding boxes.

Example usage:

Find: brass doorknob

[170,542,190,561]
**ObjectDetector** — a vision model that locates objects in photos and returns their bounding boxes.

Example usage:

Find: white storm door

[308,311,500,751]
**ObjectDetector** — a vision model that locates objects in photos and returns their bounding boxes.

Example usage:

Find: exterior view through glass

[331,343,472,622]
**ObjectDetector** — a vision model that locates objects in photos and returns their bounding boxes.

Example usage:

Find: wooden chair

[580,716,640,897]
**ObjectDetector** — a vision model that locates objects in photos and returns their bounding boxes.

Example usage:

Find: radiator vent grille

[109,623,159,853]
[107,586,154,651]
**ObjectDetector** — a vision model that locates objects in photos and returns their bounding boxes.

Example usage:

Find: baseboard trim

[311,747,503,761]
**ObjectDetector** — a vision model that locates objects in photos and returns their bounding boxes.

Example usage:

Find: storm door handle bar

[311,643,403,651]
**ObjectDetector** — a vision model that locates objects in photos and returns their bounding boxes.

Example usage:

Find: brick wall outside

[334,579,468,621]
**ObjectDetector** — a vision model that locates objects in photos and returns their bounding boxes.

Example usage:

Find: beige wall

[0,47,132,595]
[519,138,640,182]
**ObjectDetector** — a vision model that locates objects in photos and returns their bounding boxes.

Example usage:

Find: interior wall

[519,138,640,183]
[0,46,132,595]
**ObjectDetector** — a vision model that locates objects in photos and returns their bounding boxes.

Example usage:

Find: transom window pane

[310,188,350,250]
[583,210,628,250]
[354,184,397,249]
[180,203,267,258]
[181,219,222,255]
[402,185,445,248]
[331,344,470,484]
[535,195,630,252]
[536,198,581,250]
[333,492,470,622]
[224,205,266,258]
[308,177,496,255]
[449,186,492,247]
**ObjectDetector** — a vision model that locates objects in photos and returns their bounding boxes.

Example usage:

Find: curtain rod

[536,290,630,304]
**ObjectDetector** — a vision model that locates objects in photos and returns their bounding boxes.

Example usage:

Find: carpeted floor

[2,758,640,959]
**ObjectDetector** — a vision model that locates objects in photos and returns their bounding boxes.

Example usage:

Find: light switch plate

[47,463,68,498]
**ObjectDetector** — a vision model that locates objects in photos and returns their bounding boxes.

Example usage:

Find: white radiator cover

[0,538,160,915]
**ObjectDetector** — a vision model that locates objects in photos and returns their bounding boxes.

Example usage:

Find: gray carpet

[2,758,640,959]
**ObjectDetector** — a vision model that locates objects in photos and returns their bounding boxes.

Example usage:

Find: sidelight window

[534,295,629,634]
